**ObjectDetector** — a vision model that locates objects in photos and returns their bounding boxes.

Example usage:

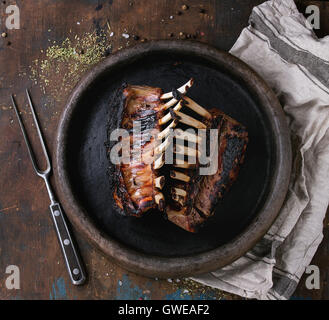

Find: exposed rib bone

[170,170,191,182]
[174,145,200,158]
[154,154,165,169]
[163,97,179,110]
[155,192,165,210]
[158,101,183,125]
[160,78,194,100]
[154,176,165,189]
[174,128,202,144]
[172,187,187,197]
[174,111,207,129]
[154,135,171,154]
[155,192,164,203]
[157,119,177,140]
[183,97,212,120]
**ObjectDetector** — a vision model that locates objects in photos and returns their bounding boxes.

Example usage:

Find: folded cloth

[192,0,329,300]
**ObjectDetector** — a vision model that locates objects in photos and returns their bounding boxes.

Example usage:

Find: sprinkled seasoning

[27,31,112,102]
[169,278,231,300]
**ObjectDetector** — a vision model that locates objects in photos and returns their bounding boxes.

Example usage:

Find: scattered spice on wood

[1,32,7,38]
[179,32,186,39]
[181,4,188,11]
[26,30,112,102]
[133,35,140,41]
[169,278,229,300]
[168,32,174,37]
[176,11,182,16]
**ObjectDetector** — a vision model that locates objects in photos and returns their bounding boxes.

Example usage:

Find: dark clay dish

[55,40,291,278]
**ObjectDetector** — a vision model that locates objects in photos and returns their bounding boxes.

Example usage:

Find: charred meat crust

[107,85,166,217]
[194,109,248,219]
[167,108,248,232]
[106,83,248,232]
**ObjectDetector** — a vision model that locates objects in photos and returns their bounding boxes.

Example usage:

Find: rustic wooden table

[0,0,328,300]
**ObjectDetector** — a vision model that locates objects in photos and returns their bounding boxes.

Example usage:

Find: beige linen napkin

[192,0,329,300]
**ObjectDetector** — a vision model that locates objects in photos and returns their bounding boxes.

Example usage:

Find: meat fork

[11,90,86,286]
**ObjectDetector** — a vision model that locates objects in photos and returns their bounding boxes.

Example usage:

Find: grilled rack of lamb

[110,80,193,217]
[108,79,248,232]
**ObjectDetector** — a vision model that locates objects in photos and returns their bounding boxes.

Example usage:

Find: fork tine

[11,94,40,174]
[25,89,51,173]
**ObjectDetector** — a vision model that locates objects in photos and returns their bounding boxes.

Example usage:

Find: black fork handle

[50,202,86,285]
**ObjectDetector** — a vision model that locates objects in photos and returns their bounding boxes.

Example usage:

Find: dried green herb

[28,30,112,102]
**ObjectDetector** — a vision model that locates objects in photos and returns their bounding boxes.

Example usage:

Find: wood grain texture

[0,0,328,300]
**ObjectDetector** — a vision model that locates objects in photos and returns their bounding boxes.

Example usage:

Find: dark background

[0,0,328,300]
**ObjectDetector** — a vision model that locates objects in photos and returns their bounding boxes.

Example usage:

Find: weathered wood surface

[0,0,328,300]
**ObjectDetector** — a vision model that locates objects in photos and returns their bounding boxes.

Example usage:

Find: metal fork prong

[11,93,86,284]
[11,94,42,175]
[25,89,51,175]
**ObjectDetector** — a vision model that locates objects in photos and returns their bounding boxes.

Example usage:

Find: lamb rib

[112,85,165,217]
[111,81,193,217]
[159,96,248,232]
[109,79,248,233]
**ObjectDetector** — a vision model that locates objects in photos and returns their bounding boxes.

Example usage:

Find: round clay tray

[55,40,291,278]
